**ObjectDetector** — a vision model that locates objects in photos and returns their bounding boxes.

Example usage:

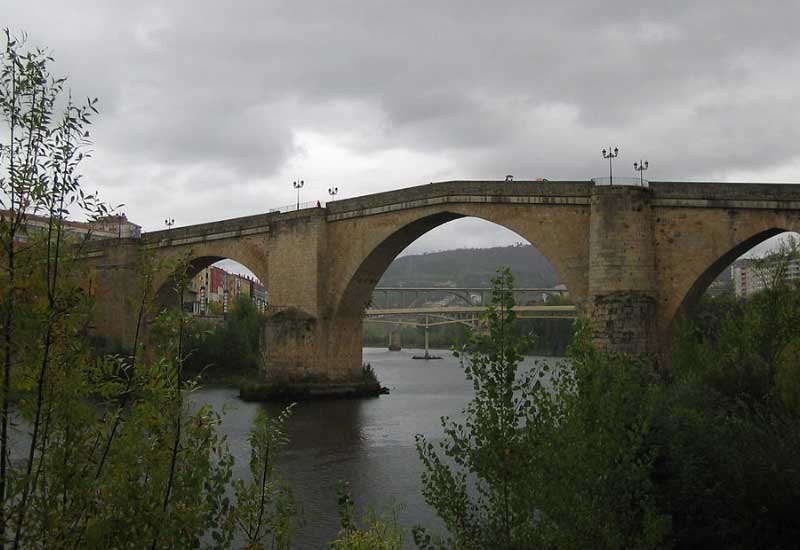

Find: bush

[329,481,403,550]
[414,270,668,549]
[184,296,266,380]
[414,266,800,549]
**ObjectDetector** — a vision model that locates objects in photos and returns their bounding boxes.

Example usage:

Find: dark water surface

[195,348,551,548]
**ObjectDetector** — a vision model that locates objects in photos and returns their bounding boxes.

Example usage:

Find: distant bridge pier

[388,330,401,351]
[423,315,430,356]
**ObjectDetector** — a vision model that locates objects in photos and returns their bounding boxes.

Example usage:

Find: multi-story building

[251,282,268,312]
[188,265,268,315]
[1,210,141,242]
[732,257,800,297]
[704,266,734,297]
[90,214,142,239]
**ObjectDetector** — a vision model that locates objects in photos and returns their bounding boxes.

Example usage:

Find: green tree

[0,27,109,547]
[534,322,668,549]
[0,30,238,548]
[414,268,544,549]
[231,406,297,550]
[184,295,266,381]
[414,269,668,550]
[663,240,800,548]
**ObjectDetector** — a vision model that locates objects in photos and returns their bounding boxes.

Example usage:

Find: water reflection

[195,348,554,548]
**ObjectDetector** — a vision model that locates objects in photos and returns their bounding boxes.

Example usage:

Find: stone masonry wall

[590,291,657,356]
[589,186,658,355]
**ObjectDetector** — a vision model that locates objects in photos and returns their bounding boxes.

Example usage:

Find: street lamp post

[293,180,304,211]
[165,218,175,229]
[328,186,339,200]
[602,147,620,186]
[634,159,649,186]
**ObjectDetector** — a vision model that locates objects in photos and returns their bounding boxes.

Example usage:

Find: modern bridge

[84,179,800,381]
[370,286,568,308]
[365,305,576,316]
[365,304,577,356]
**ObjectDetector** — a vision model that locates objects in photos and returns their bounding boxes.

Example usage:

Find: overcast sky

[6,1,800,260]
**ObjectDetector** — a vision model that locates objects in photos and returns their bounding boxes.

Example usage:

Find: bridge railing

[592,176,649,187]
[268,201,325,213]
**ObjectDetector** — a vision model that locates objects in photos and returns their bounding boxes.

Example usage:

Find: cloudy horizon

[5,1,800,258]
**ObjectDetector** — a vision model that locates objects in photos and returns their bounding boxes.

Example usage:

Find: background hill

[378,244,560,287]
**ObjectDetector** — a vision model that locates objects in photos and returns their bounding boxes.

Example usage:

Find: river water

[196,347,554,548]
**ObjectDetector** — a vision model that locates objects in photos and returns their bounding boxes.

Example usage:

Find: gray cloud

[6,0,800,243]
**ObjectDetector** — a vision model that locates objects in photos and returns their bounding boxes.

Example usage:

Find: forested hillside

[379,244,560,287]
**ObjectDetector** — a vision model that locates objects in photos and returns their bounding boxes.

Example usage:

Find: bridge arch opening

[154,256,268,316]
[335,214,576,356]
[671,228,800,331]
[335,212,581,318]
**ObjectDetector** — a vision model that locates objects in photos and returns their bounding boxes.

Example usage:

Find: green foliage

[329,481,404,550]
[231,405,297,550]
[415,268,550,549]
[0,31,295,549]
[414,269,669,549]
[0,239,236,547]
[518,317,573,356]
[361,363,378,385]
[663,247,800,549]
[535,321,669,549]
[184,296,267,380]
[415,259,800,549]
[776,338,800,413]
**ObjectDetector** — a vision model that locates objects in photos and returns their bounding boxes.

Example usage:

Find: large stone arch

[315,201,590,377]
[655,207,800,342]
[325,201,591,319]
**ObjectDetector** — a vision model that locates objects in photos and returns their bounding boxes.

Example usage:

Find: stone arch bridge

[85,180,800,380]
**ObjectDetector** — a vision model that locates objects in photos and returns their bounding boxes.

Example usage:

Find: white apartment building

[732,257,800,297]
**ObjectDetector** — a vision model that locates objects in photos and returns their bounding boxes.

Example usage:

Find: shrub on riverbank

[329,481,404,550]
[0,31,298,547]
[662,259,800,547]
[414,270,668,549]
[413,267,800,549]
[183,296,266,383]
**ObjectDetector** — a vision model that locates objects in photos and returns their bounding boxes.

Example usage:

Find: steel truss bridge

[365,287,576,353]
[370,286,568,309]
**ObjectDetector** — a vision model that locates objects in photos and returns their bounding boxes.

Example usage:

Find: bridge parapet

[142,213,274,244]
[592,177,649,187]
[326,180,593,219]
[650,181,800,203]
